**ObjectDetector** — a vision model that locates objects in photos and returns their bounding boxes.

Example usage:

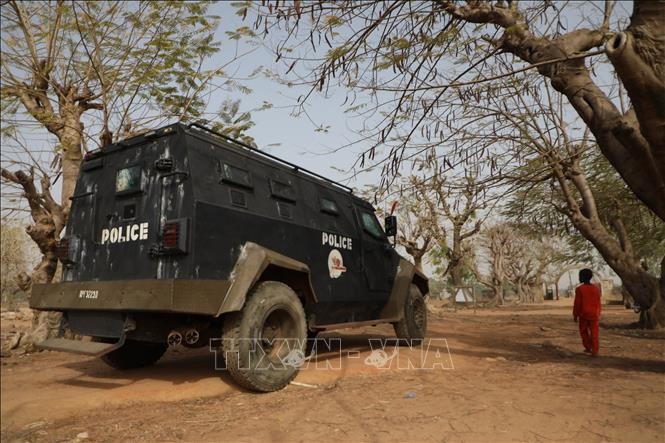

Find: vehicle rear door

[77,133,186,281]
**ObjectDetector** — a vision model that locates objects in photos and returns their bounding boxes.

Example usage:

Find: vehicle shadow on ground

[56,333,408,391]
[58,347,244,391]
[55,322,663,393]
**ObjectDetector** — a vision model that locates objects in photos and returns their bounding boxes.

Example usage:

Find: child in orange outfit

[573,268,601,356]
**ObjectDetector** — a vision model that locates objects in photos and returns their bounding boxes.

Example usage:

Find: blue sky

[205,2,379,193]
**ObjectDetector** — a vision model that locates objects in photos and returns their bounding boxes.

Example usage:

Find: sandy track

[2,301,664,442]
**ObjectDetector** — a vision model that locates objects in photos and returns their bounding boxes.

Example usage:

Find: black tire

[393,284,427,343]
[221,281,307,392]
[95,338,167,370]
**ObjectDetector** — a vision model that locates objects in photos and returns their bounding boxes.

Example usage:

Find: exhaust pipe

[167,330,182,348]
[184,329,200,346]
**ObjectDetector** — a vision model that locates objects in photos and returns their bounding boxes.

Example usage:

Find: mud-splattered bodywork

[31,123,428,345]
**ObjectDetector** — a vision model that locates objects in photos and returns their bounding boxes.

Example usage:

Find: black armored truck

[31,122,429,392]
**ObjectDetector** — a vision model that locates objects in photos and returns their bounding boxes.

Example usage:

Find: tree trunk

[492,283,504,305]
[59,112,84,216]
[16,214,62,351]
[574,216,664,328]
[548,153,665,328]
[493,258,505,305]
[605,1,665,175]
[530,282,544,303]
[4,110,84,351]
[449,261,462,288]
[448,225,464,288]
[413,255,423,272]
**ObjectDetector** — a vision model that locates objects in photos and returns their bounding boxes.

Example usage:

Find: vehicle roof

[107,122,375,210]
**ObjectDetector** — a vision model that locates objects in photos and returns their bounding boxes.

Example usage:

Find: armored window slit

[320,197,339,215]
[220,162,253,189]
[269,179,296,202]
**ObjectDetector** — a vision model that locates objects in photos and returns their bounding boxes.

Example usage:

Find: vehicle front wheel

[221,281,307,392]
[95,338,167,370]
[393,284,427,344]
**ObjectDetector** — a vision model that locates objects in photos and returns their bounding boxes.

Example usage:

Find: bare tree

[427,172,485,289]
[472,223,514,305]
[369,176,442,271]
[410,167,488,289]
[446,68,665,326]
[472,223,567,304]
[505,233,564,304]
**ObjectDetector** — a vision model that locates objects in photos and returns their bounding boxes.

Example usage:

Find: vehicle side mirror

[384,215,397,237]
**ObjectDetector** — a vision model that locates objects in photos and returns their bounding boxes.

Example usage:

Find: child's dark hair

[579,268,593,284]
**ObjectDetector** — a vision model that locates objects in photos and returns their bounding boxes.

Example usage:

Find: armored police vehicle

[31,122,429,392]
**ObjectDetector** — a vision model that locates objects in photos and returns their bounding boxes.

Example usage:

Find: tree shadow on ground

[431,324,665,375]
[460,336,662,373]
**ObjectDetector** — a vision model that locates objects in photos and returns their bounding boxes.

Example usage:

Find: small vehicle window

[221,163,252,189]
[361,212,385,239]
[116,165,142,195]
[122,203,136,219]
[270,179,296,202]
[320,198,339,215]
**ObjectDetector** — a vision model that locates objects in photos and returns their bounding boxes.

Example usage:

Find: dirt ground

[1,299,664,443]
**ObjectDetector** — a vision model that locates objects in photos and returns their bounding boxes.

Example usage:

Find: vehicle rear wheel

[95,338,167,370]
[393,284,427,344]
[221,281,307,392]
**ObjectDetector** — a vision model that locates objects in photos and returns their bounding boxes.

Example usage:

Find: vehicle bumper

[39,336,126,356]
[30,279,231,315]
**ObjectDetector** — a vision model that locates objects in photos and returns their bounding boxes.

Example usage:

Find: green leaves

[230,1,253,18]
[324,15,344,28]
[226,26,256,40]
[2,0,226,143]
[205,99,257,147]
[326,45,350,61]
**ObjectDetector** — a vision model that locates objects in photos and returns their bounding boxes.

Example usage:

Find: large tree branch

[1,167,59,255]
[10,1,40,68]
[609,215,635,257]
[2,82,63,135]
[435,1,518,28]
[605,0,665,176]
[568,160,599,220]
[438,0,665,220]
[461,220,482,241]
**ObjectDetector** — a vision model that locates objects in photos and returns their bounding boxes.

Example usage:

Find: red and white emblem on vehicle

[328,249,347,278]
